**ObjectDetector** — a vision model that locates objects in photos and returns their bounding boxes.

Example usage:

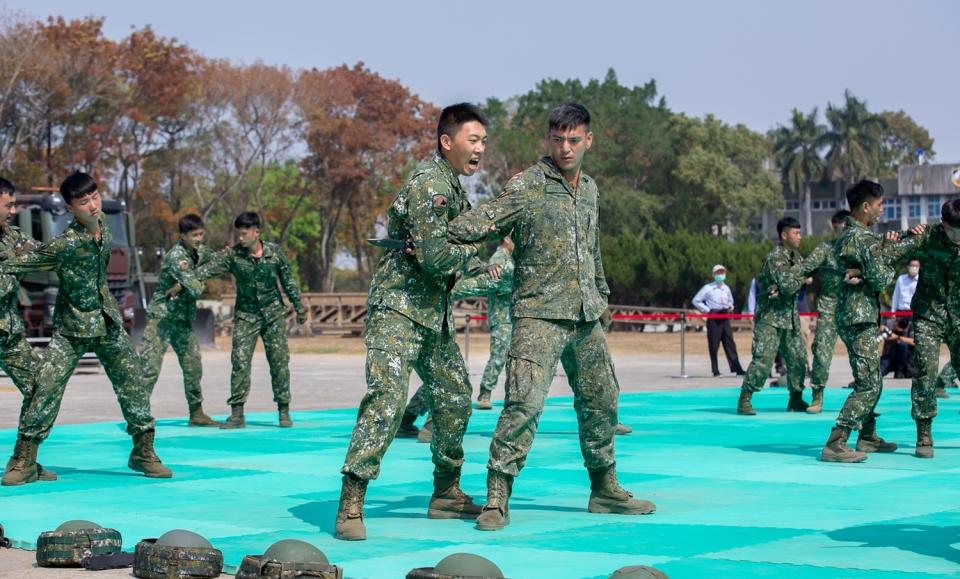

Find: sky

[4,0,959,162]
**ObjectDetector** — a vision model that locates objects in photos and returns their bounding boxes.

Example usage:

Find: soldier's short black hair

[0,177,15,197]
[777,217,801,236]
[549,103,591,132]
[59,172,98,204]
[845,179,884,211]
[942,199,960,228]
[234,211,260,229]
[437,103,488,152]
[178,213,204,234]
[831,209,851,226]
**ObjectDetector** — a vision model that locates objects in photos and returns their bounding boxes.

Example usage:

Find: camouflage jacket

[835,216,897,328]
[755,244,805,330]
[800,240,844,310]
[147,240,210,323]
[0,225,35,335]
[451,247,514,327]
[447,157,609,322]
[198,240,305,324]
[0,216,122,337]
[899,224,960,326]
[368,152,478,333]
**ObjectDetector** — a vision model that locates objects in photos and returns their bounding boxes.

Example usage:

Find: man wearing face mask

[693,265,745,377]
[892,259,920,314]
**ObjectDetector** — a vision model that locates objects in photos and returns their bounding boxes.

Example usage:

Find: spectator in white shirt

[891,259,920,312]
[693,265,746,377]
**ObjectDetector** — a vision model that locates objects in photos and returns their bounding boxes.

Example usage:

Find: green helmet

[262,539,328,564]
[156,529,212,549]
[55,520,101,532]
[608,565,670,579]
[433,553,504,578]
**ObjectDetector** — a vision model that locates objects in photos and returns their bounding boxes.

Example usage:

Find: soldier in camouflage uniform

[474,236,514,409]
[821,180,912,463]
[796,210,851,414]
[898,199,960,458]
[139,214,219,427]
[335,104,489,541]
[937,362,958,390]
[447,103,655,532]
[736,217,811,415]
[197,212,306,429]
[0,178,56,483]
[0,172,170,485]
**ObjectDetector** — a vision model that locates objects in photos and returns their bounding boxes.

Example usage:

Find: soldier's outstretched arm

[797,242,829,277]
[860,240,896,292]
[194,247,233,282]
[168,255,205,299]
[447,175,530,243]
[0,236,64,277]
[878,226,928,264]
[407,174,478,278]
[768,252,804,296]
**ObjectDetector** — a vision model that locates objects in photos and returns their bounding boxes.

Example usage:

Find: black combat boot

[915,418,934,459]
[737,389,756,415]
[820,426,867,463]
[428,468,483,519]
[395,412,419,438]
[219,405,246,429]
[587,465,656,515]
[786,390,809,412]
[475,470,513,531]
[334,473,368,541]
[128,430,173,478]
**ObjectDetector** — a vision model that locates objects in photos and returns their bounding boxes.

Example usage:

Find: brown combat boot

[219,405,246,429]
[476,390,493,410]
[5,456,56,482]
[278,404,293,428]
[2,437,39,486]
[475,470,513,531]
[737,389,756,415]
[615,423,633,435]
[188,405,220,427]
[856,415,898,453]
[786,390,809,412]
[395,412,419,438]
[915,418,934,459]
[587,465,656,515]
[428,468,483,519]
[128,430,173,478]
[334,473,368,541]
[820,426,867,463]
[417,416,433,443]
[806,388,824,414]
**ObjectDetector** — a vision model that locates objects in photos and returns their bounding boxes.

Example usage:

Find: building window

[785,201,799,211]
[928,195,942,218]
[884,199,902,221]
[909,197,922,219]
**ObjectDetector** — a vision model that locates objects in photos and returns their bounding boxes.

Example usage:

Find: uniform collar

[539,156,591,192]
[178,239,200,260]
[235,240,273,259]
[844,215,868,231]
[432,152,464,194]
[68,214,105,242]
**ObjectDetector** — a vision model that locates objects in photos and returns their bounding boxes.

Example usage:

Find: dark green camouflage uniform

[0,225,41,419]
[0,216,154,441]
[740,245,807,395]
[937,362,958,389]
[342,153,477,480]
[448,156,617,478]
[198,240,305,407]
[139,241,209,406]
[475,247,514,395]
[899,224,960,420]
[833,216,909,431]
[802,241,844,389]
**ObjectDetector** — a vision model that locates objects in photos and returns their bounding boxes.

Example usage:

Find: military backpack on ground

[133,538,223,578]
[36,526,122,567]
[236,554,343,578]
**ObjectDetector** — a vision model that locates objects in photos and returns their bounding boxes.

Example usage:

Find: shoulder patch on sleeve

[432,195,448,208]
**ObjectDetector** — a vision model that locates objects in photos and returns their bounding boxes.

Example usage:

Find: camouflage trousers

[835,323,884,431]
[0,330,40,421]
[810,298,837,389]
[139,317,203,407]
[229,312,290,406]
[479,322,512,393]
[20,322,154,441]
[741,319,806,394]
[488,317,617,478]
[404,383,430,418]
[342,306,472,480]
[937,362,958,389]
[910,317,960,421]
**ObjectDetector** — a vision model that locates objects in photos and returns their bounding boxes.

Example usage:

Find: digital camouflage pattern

[342,153,476,480]
[140,241,208,404]
[367,152,478,333]
[801,241,845,388]
[897,224,960,421]
[740,244,807,394]
[198,240,305,406]
[448,157,617,478]
[0,216,154,441]
[447,156,609,322]
[0,225,40,403]
[937,362,958,389]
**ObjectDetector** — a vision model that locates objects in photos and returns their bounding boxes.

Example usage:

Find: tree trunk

[348,198,369,288]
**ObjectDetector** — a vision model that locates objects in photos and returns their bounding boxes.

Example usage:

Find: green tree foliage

[878,110,936,177]
[772,108,826,234]
[823,91,887,182]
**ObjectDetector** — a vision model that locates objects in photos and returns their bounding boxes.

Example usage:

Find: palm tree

[773,107,825,234]
[822,90,887,183]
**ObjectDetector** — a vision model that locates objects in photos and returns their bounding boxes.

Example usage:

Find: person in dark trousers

[692,264,745,377]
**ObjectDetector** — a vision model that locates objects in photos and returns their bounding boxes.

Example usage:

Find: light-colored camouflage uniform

[0,216,154,441]
[342,153,478,480]
[447,156,617,478]
[139,241,209,406]
[802,241,844,389]
[198,240,305,407]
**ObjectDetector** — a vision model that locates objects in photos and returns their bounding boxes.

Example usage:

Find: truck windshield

[53,212,129,247]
